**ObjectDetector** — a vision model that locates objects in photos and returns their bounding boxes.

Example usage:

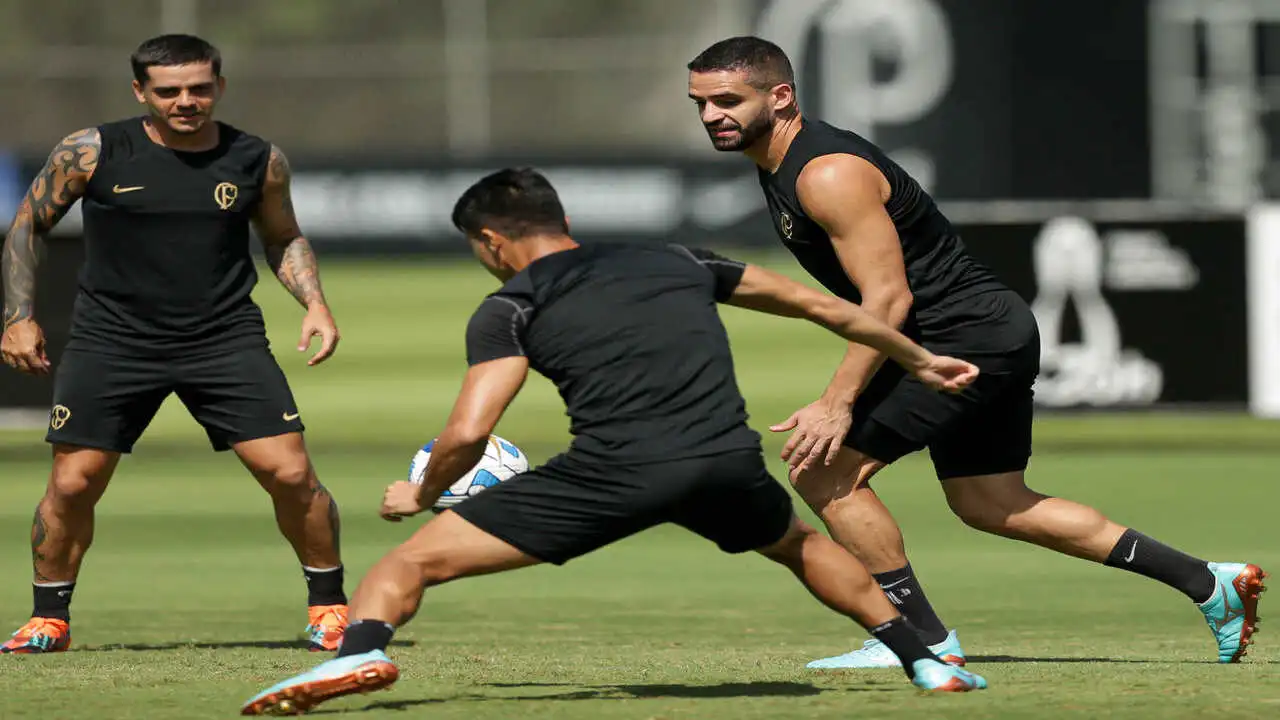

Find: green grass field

[1,254,1276,719]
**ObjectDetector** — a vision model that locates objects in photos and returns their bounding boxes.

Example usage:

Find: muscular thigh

[927,378,1035,481]
[449,450,793,565]
[668,450,794,555]
[844,294,1040,472]
[173,347,304,451]
[447,454,669,566]
[45,349,172,454]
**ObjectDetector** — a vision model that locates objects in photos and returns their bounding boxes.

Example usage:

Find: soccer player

[238,167,988,715]
[685,35,1265,669]
[0,34,349,653]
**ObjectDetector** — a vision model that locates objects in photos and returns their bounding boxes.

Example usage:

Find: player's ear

[563,215,571,233]
[770,83,795,113]
[132,79,146,104]
[479,228,504,254]
[216,75,227,96]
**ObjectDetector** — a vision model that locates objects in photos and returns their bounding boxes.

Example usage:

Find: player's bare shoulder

[264,143,293,188]
[795,153,889,210]
[47,127,101,179]
[25,128,100,231]
[254,143,303,242]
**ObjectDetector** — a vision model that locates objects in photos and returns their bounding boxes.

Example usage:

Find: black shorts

[450,449,794,566]
[45,346,304,453]
[843,290,1041,480]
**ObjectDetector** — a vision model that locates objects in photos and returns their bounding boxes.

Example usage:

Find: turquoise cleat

[1199,562,1267,663]
[909,659,987,692]
[807,629,966,669]
[240,650,399,716]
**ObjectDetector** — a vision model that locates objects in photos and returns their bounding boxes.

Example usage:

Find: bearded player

[685,36,1264,669]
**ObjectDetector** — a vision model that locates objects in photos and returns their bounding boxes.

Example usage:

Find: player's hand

[914,355,979,393]
[299,303,340,366]
[770,399,853,472]
[380,481,426,522]
[1,319,51,375]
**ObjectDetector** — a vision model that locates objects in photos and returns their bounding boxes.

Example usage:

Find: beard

[706,111,773,151]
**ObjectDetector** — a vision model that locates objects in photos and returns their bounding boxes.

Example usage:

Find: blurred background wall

[3,0,1280,418]
[2,0,1276,201]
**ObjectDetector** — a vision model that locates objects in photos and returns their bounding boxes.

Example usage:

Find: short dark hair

[688,36,794,90]
[131,34,222,85]
[451,168,569,240]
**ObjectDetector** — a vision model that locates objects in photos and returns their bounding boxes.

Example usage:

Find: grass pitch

[0,253,1276,719]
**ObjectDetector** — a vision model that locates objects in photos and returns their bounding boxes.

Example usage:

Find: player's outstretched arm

[796,153,914,407]
[253,144,340,365]
[1,128,99,375]
[724,263,977,393]
[383,357,529,521]
[382,295,532,520]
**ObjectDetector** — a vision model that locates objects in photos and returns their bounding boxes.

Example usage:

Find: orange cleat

[305,604,349,652]
[1,617,71,654]
[1200,562,1268,663]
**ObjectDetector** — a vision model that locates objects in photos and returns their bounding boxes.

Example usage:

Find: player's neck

[507,234,580,272]
[141,116,220,152]
[746,113,803,174]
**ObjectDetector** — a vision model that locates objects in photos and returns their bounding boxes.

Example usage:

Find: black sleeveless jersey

[67,116,271,356]
[758,119,1008,339]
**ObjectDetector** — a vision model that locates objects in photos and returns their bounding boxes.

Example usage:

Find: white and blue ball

[407,435,529,511]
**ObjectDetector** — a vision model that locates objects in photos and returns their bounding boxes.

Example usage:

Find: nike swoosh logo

[112,185,145,193]
[1125,541,1137,563]
[880,577,910,590]
[283,412,300,421]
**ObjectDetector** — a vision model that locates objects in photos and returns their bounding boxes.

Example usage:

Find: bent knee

[949,500,1009,533]
[789,451,882,512]
[47,451,115,504]
[46,473,100,504]
[390,545,466,586]
[944,474,1044,532]
[256,459,315,493]
[758,518,819,562]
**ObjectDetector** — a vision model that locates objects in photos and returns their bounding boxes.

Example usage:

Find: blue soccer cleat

[909,659,987,692]
[807,629,966,669]
[240,650,399,716]
[1199,562,1267,663]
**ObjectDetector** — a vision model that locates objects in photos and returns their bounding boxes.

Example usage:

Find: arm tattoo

[258,145,326,308]
[266,237,325,308]
[3,128,99,328]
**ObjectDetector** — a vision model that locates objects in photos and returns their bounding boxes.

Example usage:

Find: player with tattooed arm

[0,34,349,653]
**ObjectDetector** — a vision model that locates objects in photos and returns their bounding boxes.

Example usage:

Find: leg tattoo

[31,505,51,582]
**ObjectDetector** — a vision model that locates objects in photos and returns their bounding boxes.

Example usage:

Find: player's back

[71,116,270,356]
[474,243,760,463]
[758,120,1008,334]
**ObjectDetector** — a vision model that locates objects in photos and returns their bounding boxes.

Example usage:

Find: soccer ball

[406,435,529,511]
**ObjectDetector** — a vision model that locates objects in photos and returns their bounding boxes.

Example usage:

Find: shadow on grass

[309,680,893,714]
[967,654,1278,665]
[72,639,417,652]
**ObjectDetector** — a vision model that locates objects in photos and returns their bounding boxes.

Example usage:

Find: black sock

[871,616,937,679]
[1105,529,1215,603]
[337,619,395,657]
[873,565,949,646]
[33,582,75,622]
[304,566,347,606]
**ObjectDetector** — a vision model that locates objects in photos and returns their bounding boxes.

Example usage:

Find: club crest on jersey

[49,404,71,430]
[779,211,794,239]
[213,182,239,210]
